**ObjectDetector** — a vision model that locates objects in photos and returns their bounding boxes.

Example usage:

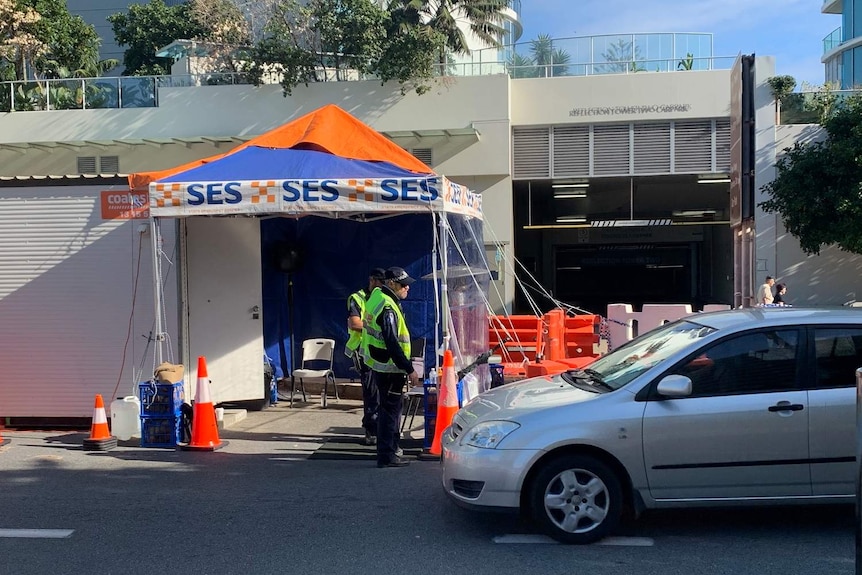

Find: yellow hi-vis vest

[345,289,366,357]
[361,288,411,373]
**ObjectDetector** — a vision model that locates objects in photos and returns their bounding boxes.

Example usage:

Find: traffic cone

[0,424,8,448]
[83,394,117,451]
[429,350,459,457]
[182,356,227,451]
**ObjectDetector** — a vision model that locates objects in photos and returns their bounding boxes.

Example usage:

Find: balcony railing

[0,56,735,113]
[823,26,843,54]
[0,73,253,112]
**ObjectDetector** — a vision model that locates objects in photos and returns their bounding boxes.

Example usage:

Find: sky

[518,0,839,87]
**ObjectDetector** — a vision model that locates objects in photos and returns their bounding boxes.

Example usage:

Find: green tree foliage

[108,0,509,95]
[375,7,446,95]
[28,0,101,77]
[0,0,102,81]
[760,93,862,255]
[677,52,694,71]
[244,0,387,95]
[188,0,249,46]
[109,0,207,75]
[506,51,536,78]
[767,74,796,124]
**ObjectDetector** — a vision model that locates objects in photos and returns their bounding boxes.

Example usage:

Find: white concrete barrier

[606,303,731,349]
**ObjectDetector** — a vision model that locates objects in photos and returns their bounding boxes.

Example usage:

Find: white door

[185,217,263,404]
[642,328,810,500]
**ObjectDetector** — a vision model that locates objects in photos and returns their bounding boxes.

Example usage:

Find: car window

[668,329,800,398]
[587,320,716,390]
[812,327,862,390]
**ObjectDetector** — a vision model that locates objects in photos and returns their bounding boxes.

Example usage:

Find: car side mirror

[656,374,692,398]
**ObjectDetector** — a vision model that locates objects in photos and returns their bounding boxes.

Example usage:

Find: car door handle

[768,403,804,412]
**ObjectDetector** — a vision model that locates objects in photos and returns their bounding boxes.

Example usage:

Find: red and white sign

[101,191,149,220]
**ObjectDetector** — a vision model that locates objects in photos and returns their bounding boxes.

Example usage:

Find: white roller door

[0,184,177,418]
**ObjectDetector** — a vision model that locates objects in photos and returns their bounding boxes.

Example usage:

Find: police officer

[346,267,385,445]
[362,266,420,468]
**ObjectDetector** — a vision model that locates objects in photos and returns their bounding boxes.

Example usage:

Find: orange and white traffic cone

[182,356,227,451]
[429,350,459,457]
[83,394,117,451]
[0,424,9,448]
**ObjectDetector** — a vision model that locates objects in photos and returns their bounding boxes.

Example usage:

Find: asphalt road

[0,402,855,575]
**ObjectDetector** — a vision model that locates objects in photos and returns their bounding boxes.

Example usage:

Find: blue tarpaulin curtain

[261,214,436,379]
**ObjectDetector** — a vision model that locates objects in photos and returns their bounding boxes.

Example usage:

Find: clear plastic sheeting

[438,212,491,397]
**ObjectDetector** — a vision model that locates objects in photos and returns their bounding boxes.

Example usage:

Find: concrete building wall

[753,57,778,292]
[510,69,732,126]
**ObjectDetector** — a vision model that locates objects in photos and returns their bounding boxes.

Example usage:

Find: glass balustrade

[824,26,844,53]
[779,89,862,124]
[0,33,733,113]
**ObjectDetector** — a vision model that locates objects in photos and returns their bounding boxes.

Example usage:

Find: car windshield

[586,320,717,390]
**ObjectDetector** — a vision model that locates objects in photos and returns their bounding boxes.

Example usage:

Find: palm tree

[551,48,571,77]
[389,0,508,59]
[529,33,552,77]
[506,52,536,78]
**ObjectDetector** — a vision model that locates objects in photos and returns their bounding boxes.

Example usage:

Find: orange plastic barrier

[524,360,571,378]
[489,314,543,377]
[565,314,600,359]
[490,310,602,380]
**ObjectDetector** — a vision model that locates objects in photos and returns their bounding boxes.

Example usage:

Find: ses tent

[130,104,489,407]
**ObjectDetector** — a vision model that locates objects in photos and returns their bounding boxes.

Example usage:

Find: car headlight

[461,420,520,449]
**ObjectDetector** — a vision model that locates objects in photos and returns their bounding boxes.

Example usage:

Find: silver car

[441,308,860,544]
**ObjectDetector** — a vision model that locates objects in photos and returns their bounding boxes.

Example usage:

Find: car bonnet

[455,374,603,423]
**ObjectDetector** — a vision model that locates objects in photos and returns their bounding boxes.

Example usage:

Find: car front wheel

[528,454,622,544]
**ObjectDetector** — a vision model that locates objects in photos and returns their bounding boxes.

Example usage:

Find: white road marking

[0,529,74,539]
[596,536,654,546]
[493,534,654,546]
[494,534,558,544]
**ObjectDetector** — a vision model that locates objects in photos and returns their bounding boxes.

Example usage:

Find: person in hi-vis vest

[346,267,385,445]
[361,267,420,468]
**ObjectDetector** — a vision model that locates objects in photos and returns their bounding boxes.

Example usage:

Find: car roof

[686,307,862,331]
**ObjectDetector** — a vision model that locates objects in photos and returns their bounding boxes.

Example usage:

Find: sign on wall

[101,191,149,220]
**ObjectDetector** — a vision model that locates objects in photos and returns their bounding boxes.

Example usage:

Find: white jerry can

[110,396,141,441]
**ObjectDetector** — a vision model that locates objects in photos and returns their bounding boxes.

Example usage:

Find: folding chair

[291,338,338,408]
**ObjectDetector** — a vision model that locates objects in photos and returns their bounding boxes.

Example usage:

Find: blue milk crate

[140,415,182,448]
[139,382,184,417]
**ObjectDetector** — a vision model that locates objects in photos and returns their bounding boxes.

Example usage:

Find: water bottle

[428,368,438,389]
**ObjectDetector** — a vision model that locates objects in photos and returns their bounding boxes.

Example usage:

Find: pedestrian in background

[346,267,385,445]
[774,283,789,306]
[361,266,420,468]
[756,276,775,305]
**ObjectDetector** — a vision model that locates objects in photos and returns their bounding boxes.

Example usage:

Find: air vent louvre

[76,156,97,175]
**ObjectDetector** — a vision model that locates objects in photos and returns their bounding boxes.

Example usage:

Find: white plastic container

[110,396,141,441]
